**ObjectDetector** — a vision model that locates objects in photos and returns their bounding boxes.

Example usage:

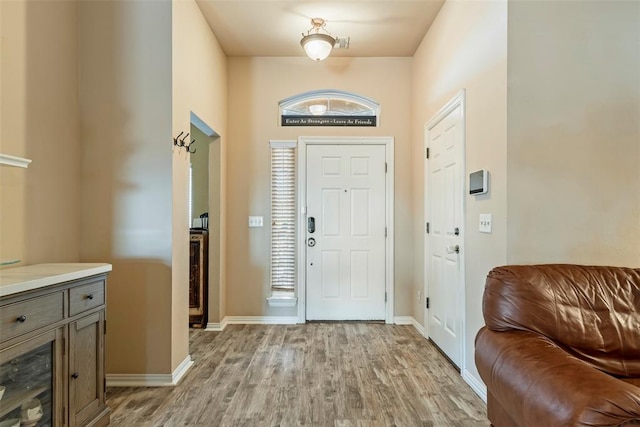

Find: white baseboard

[411,317,425,335]
[106,354,193,387]
[462,369,487,402]
[205,315,299,331]
[393,316,414,325]
[394,316,425,336]
[223,316,299,325]
[205,321,225,331]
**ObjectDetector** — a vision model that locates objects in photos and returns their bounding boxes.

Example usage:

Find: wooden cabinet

[0,274,109,427]
[69,312,105,427]
[189,231,208,328]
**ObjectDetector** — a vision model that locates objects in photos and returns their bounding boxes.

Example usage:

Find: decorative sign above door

[281,115,377,127]
[279,89,380,128]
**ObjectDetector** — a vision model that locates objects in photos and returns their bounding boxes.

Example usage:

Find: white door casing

[424,90,466,368]
[297,137,394,323]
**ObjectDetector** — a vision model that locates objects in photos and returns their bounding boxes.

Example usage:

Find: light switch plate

[479,214,492,233]
[248,216,263,227]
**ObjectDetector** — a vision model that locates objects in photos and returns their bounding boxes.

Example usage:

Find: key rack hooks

[173,131,197,153]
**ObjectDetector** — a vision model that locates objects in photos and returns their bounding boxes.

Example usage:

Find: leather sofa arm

[476,327,640,427]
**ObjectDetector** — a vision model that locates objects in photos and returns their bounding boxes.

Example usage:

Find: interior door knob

[446,245,460,254]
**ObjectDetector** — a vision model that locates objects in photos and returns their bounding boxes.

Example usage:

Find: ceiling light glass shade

[308,104,328,115]
[300,33,336,61]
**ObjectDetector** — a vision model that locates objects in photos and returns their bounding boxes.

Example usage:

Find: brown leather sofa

[475,264,640,427]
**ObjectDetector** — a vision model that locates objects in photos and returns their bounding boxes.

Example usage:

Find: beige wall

[78,0,174,375]
[0,0,80,266]
[208,135,222,323]
[507,0,640,266]
[1,0,227,377]
[190,126,210,223]
[172,0,228,332]
[226,57,412,317]
[411,0,508,384]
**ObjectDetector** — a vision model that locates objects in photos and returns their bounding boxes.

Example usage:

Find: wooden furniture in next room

[189,230,208,328]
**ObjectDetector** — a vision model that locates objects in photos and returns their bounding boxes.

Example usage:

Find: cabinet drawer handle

[17,315,27,323]
[86,294,94,300]
[71,372,79,379]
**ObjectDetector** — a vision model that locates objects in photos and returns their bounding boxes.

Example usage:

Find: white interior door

[306,144,386,320]
[425,95,465,368]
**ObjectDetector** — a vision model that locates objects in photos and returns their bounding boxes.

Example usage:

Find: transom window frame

[279,89,380,123]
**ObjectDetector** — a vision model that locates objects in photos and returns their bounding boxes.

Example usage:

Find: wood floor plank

[107,324,489,426]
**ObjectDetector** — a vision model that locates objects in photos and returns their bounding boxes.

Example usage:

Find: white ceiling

[195,0,445,58]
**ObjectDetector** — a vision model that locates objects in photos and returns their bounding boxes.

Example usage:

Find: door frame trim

[297,136,395,324]
[423,89,467,368]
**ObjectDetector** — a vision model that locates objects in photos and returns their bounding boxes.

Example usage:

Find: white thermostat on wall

[469,169,488,195]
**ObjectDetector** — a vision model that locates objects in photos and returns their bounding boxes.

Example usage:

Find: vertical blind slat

[271,147,296,292]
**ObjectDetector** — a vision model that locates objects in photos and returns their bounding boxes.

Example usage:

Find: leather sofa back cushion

[483,264,640,377]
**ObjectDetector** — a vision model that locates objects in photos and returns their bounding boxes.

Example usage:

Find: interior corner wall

[507,0,640,266]
[410,0,508,384]
[78,0,174,375]
[172,0,228,356]
[0,0,80,267]
[190,126,210,220]
[226,57,412,318]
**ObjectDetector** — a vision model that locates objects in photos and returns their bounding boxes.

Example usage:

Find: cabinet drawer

[69,280,105,316]
[0,292,64,342]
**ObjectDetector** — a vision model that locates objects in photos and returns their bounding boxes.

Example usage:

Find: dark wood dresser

[189,230,208,328]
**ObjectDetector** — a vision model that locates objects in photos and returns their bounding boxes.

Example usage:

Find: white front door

[425,93,465,367]
[306,144,386,320]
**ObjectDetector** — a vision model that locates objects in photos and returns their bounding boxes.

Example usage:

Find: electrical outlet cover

[248,216,264,227]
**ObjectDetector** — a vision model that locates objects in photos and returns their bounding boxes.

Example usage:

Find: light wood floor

[107,324,489,426]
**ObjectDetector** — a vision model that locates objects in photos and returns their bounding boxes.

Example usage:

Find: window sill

[267,296,298,308]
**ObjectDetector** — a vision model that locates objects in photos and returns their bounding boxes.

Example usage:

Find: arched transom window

[279,90,380,127]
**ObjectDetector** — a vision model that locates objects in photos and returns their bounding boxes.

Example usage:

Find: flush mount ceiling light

[300,18,337,61]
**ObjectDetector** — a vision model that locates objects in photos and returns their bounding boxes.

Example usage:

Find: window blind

[270,142,296,294]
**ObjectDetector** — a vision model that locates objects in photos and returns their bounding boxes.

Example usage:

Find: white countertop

[0,263,112,297]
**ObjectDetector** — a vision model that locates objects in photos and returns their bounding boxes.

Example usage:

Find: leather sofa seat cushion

[621,378,640,388]
[483,264,640,377]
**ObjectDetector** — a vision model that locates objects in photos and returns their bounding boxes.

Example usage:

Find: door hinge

[385,291,387,303]
[426,222,430,234]
[385,162,388,173]
[104,319,107,335]
[385,227,388,238]
[104,378,107,393]
[426,297,430,309]
[426,147,430,159]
